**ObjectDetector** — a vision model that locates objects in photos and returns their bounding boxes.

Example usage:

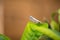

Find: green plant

[21,9,60,40]
[50,13,59,31]
[0,34,10,40]
[58,9,60,31]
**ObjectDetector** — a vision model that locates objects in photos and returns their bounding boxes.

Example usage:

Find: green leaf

[58,9,60,14]
[33,27,60,40]
[21,21,48,40]
[50,20,59,31]
[0,34,10,40]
